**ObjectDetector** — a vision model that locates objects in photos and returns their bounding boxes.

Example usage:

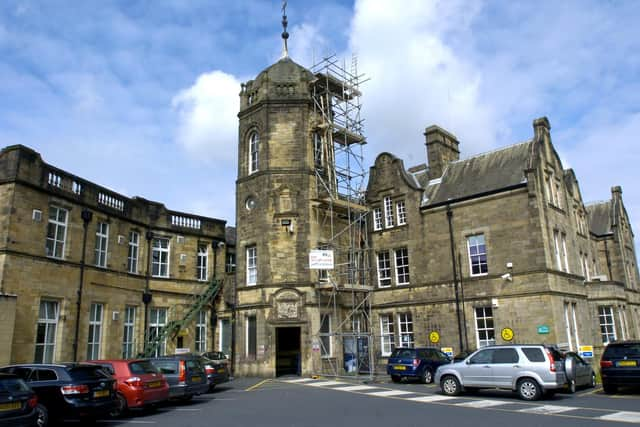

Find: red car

[87,359,169,417]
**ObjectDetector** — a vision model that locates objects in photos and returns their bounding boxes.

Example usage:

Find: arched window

[248,131,259,174]
[313,132,323,167]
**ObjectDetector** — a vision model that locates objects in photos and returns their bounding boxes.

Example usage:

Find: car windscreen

[185,359,203,370]
[0,378,30,393]
[129,361,159,375]
[151,360,178,374]
[604,343,640,358]
[68,366,110,380]
[390,349,415,358]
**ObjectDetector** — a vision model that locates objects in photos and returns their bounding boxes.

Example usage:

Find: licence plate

[617,360,637,367]
[0,402,21,411]
[394,365,406,371]
[147,380,162,388]
[191,376,201,383]
[93,390,109,398]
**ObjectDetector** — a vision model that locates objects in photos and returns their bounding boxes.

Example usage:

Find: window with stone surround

[373,208,383,231]
[35,300,59,363]
[94,222,109,268]
[474,307,495,348]
[320,314,332,357]
[195,310,207,352]
[396,200,406,225]
[197,244,208,281]
[598,306,616,344]
[152,238,170,278]
[127,231,139,274]
[246,246,257,286]
[377,251,391,287]
[384,197,394,228]
[380,314,395,356]
[248,131,259,174]
[467,234,488,276]
[122,306,136,359]
[398,313,414,348]
[561,232,569,273]
[46,206,68,259]
[246,315,257,358]
[395,248,410,285]
[86,303,103,360]
[313,132,323,167]
[148,307,167,357]
[226,253,236,273]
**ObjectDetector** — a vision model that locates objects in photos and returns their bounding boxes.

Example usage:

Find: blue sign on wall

[537,325,550,334]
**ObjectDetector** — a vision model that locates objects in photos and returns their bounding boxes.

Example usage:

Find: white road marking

[599,411,640,423]
[519,405,578,415]
[406,395,456,402]
[456,399,511,408]
[174,408,201,412]
[365,390,414,397]
[284,378,315,383]
[334,385,378,391]
[307,380,346,387]
[98,421,157,424]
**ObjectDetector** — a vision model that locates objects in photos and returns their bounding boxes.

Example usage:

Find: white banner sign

[309,250,334,269]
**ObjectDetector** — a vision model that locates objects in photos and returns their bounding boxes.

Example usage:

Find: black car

[0,373,46,427]
[0,363,116,424]
[387,347,451,383]
[600,340,640,393]
[200,354,230,390]
[149,354,209,400]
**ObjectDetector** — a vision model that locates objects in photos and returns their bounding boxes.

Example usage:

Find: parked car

[387,347,451,384]
[86,359,169,417]
[201,351,229,364]
[0,363,116,423]
[600,340,640,394]
[0,372,46,427]
[435,344,567,401]
[563,351,596,392]
[149,354,208,401]
[200,355,230,390]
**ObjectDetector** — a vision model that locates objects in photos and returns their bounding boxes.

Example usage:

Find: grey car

[149,355,209,401]
[435,345,567,401]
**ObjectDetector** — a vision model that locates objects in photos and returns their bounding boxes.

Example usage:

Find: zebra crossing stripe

[284,378,315,383]
[307,381,346,387]
[335,385,378,391]
[406,395,456,402]
[456,400,511,408]
[599,411,640,423]
[519,405,578,415]
[366,390,414,397]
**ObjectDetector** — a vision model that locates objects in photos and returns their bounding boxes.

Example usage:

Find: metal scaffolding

[309,54,373,379]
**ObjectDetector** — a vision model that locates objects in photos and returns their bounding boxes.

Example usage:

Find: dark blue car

[387,347,451,383]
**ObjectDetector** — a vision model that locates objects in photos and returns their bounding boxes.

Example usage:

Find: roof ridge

[450,140,533,164]
[585,200,611,207]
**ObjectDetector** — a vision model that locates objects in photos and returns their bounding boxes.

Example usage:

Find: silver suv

[434,345,567,400]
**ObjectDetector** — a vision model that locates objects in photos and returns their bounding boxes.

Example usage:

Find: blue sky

[1,0,639,245]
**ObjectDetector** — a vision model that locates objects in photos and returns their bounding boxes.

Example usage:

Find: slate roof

[586,202,612,236]
[423,141,533,207]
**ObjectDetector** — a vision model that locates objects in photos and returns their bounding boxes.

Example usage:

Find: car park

[200,354,230,390]
[149,354,208,400]
[563,351,596,392]
[435,344,567,401]
[0,363,116,424]
[600,340,640,394]
[0,372,46,427]
[86,359,169,417]
[387,347,451,384]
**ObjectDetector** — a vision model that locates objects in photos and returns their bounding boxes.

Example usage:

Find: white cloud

[172,70,240,164]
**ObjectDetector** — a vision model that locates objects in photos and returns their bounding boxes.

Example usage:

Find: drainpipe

[446,205,464,353]
[457,251,469,351]
[231,254,237,377]
[72,208,93,362]
[142,231,154,353]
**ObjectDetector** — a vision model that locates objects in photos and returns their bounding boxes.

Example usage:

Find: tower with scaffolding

[309,55,373,378]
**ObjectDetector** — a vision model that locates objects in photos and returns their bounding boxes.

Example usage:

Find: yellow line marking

[246,379,271,391]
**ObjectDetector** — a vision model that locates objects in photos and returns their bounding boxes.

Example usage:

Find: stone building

[0,145,229,365]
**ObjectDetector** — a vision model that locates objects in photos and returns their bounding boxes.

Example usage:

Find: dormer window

[248,131,259,174]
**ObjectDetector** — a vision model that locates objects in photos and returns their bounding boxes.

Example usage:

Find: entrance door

[276,327,301,377]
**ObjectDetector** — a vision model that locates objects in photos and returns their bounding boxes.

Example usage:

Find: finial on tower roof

[281,1,289,58]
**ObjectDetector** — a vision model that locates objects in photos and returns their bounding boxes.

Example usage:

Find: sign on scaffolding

[309,250,334,269]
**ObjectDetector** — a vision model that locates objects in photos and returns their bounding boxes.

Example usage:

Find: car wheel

[440,375,461,396]
[603,382,617,394]
[391,375,401,383]
[421,369,433,384]
[35,404,48,427]
[590,373,596,388]
[517,378,541,401]
[110,393,127,418]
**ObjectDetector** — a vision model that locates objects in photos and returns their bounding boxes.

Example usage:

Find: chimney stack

[424,125,460,180]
